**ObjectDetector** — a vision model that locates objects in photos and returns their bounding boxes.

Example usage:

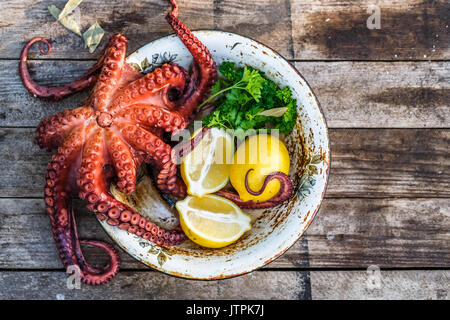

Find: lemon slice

[176,194,251,248]
[181,127,233,197]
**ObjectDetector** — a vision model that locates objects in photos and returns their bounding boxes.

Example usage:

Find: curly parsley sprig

[197,66,265,109]
[201,62,298,135]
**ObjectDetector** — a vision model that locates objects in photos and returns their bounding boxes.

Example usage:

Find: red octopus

[20,0,216,285]
[20,0,294,286]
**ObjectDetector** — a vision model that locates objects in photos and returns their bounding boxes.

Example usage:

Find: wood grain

[306,198,450,268]
[310,270,449,300]
[2,1,448,60]
[0,270,310,300]
[295,61,450,128]
[1,60,449,128]
[1,0,214,60]
[291,0,450,60]
[328,129,450,198]
[1,0,291,59]
[0,128,448,198]
[0,198,447,269]
[213,0,293,58]
[0,0,448,300]
[0,270,447,299]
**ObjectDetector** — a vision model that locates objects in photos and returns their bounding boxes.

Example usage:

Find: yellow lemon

[181,128,233,197]
[230,134,290,203]
[176,194,251,248]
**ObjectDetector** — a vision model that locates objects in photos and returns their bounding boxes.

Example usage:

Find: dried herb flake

[48,5,82,36]
[257,107,288,117]
[83,22,105,53]
[58,0,84,20]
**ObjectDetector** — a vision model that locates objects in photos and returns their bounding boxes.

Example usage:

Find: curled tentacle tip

[219,171,293,209]
[22,37,53,56]
[37,38,53,55]
[244,170,291,197]
[168,0,179,17]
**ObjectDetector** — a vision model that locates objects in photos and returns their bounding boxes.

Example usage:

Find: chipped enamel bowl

[100,31,330,279]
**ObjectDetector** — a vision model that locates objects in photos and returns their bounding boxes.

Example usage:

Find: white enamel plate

[100,30,330,279]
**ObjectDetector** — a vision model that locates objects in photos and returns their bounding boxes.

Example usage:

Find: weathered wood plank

[306,198,450,268]
[0,128,448,198]
[1,60,449,128]
[1,0,215,60]
[0,60,92,128]
[0,270,447,299]
[0,198,447,269]
[213,0,293,58]
[2,1,448,60]
[328,129,450,198]
[310,270,449,300]
[0,270,311,300]
[1,0,291,60]
[0,129,49,198]
[291,0,450,60]
[295,61,450,128]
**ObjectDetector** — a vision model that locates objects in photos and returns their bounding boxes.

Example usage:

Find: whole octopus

[20,0,293,285]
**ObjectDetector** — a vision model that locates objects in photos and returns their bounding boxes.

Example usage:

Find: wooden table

[0,0,448,300]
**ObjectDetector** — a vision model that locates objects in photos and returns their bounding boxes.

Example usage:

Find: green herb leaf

[219,61,238,80]
[210,79,224,96]
[128,62,142,72]
[257,107,288,117]
[48,5,82,36]
[241,67,265,102]
[82,22,104,53]
[202,63,298,134]
[58,0,83,20]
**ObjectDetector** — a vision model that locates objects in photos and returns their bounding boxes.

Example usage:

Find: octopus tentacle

[166,3,217,120]
[45,125,120,285]
[78,128,109,203]
[109,63,188,115]
[78,126,185,246]
[168,0,179,17]
[215,172,294,209]
[71,207,119,277]
[117,122,186,198]
[171,127,209,163]
[95,197,186,246]
[35,106,92,150]
[176,129,293,208]
[91,34,128,112]
[118,104,187,133]
[104,129,137,194]
[23,0,226,286]
[19,38,102,101]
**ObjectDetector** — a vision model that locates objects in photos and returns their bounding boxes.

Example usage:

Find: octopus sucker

[44,125,120,285]
[21,0,216,285]
[104,128,137,194]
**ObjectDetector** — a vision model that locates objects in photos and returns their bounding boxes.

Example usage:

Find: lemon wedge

[181,127,233,197]
[176,194,251,248]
